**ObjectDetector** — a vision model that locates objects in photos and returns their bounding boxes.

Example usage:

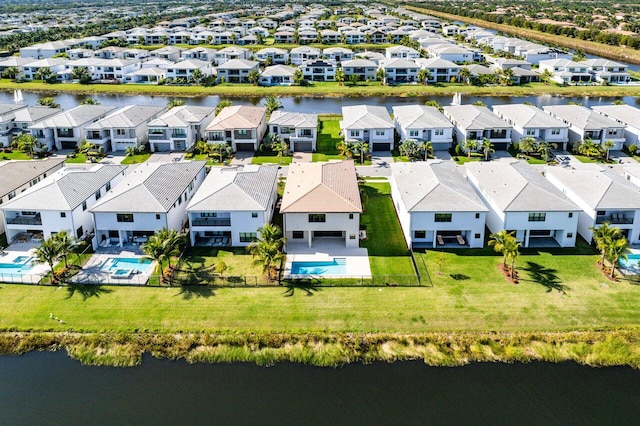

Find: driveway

[292,152,312,162]
[147,152,184,163]
[231,151,254,166]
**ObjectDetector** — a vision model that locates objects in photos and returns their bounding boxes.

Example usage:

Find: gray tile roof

[86,105,166,130]
[543,105,622,130]
[90,161,205,213]
[392,162,488,212]
[392,104,453,130]
[0,158,65,197]
[340,105,393,130]
[547,165,640,210]
[31,105,117,130]
[492,104,568,129]
[466,161,579,212]
[187,165,278,211]
[12,106,61,124]
[591,105,640,128]
[443,105,510,131]
[1,164,126,211]
[148,105,215,128]
[268,110,317,128]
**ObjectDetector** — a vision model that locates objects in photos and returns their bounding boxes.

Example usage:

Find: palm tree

[499,68,514,86]
[421,140,433,161]
[376,68,386,85]
[519,137,537,154]
[13,134,38,157]
[540,69,553,84]
[424,100,443,112]
[34,236,61,281]
[336,140,355,158]
[37,97,59,108]
[54,231,74,269]
[353,141,370,164]
[190,68,205,84]
[167,98,185,109]
[293,68,304,86]
[215,99,232,116]
[247,224,286,281]
[142,235,167,282]
[458,67,471,84]
[34,67,54,83]
[269,134,288,163]
[399,138,420,160]
[578,138,603,159]
[71,66,91,83]
[603,139,616,161]
[463,139,478,158]
[125,146,138,157]
[416,68,431,85]
[247,69,260,85]
[211,142,231,163]
[263,95,282,114]
[537,141,556,162]
[481,138,494,161]
[2,66,20,80]
[590,223,623,268]
[605,236,631,279]
[489,230,516,268]
[335,68,345,86]
[504,237,522,279]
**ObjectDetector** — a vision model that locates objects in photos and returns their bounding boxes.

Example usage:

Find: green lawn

[453,153,483,164]
[121,153,151,164]
[312,117,372,164]
[173,247,266,285]
[360,183,415,276]
[251,151,293,165]
[0,150,32,161]
[64,154,88,164]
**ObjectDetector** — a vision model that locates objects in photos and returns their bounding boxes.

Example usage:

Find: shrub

[629,144,637,155]
[454,144,462,156]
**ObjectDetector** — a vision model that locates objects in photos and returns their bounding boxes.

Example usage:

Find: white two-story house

[340,105,395,152]
[443,105,512,151]
[591,105,640,148]
[215,59,259,83]
[90,161,206,248]
[391,162,488,248]
[392,104,454,151]
[147,105,216,152]
[492,104,570,150]
[466,161,579,248]
[205,105,267,152]
[268,111,318,152]
[1,164,126,244]
[543,105,626,150]
[187,165,279,247]
[546,165,640,244]
[281,161,362,249]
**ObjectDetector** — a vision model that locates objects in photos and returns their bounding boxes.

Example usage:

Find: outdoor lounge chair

[437,235,445,246]
[457,235,466,245]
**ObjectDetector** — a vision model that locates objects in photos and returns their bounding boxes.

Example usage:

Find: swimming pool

[0,256,35,275]
[290,258,347,275]
[100,257,154,274]
[619,254,640,273]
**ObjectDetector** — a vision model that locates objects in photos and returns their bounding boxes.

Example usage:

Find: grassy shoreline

[1,79,639,98]
[1,329,638,368]
[406,5,640,65]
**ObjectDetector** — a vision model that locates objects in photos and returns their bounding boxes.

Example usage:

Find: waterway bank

[1,329,638,368]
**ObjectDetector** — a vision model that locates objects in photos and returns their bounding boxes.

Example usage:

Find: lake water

[0,91,638,114]
[1,351,639,425]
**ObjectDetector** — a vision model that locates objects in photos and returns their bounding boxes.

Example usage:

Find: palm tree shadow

[65,284,113,301]
[281,278,322,297]
[177,285,215,300]
[521,261,569,294]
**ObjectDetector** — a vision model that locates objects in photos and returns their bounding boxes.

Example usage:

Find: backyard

[172,247,266,286]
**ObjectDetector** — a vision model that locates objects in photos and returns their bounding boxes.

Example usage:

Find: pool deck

[0,242,50,284]
[283,239,372,279]
[70,251,156,285]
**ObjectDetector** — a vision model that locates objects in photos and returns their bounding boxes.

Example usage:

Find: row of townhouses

[3,102,640,155]
[4,159,640,257]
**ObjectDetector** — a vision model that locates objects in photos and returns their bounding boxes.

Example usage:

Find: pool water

[619,253,640,271]
[0,256,35,275]
[290,258,347,275]
[100,257,153,274]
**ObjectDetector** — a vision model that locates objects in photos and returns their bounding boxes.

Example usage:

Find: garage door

[493,143,508,150]
[313,231,343,238]
[372,143,391,151]
[61,141,77,149]
[153,143,171,152]
[236,143,255,152]
[293,141,313,152]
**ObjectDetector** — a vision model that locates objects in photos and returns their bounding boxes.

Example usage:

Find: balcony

[596,214,634,225]
[149,131,168,140]
[234,131,253,140]
[191,217,231,227]
[6,214,42,226]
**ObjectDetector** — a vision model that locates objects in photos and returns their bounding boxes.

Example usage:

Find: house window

[528,212,546,222]
[156,214,161,220]
[201,212,217,217]
[252,212,258,218]
[567,233,573,238]
[8,191,15,200]
[375,130,385,136]
[409,130,419,137]
[551,128,561,135]
[349,234,356,240]
[116,214,134,222]
[116,129,126,136]
[434,129,444,136]
[292,231,304,239]
[309,214,326,222]
[475,213,480,219]
[607,129,618,136]
[568,212,573,218]
[434,213,452,222]
[414,230,426,239]
[239,232,257,243]
[525,129,536,136]
[60,212,66,218]
[300,129,312,137]
[349,213,354,219]
[475,233,481,239]
[350,130,360,137]
[596,211,605,216]
[82,201,87,211]
[95,189,101,200]
[106,182,111,191]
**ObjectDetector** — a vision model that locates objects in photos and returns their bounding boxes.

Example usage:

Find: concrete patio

[70,251,156,285]
[283,238,371,279]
